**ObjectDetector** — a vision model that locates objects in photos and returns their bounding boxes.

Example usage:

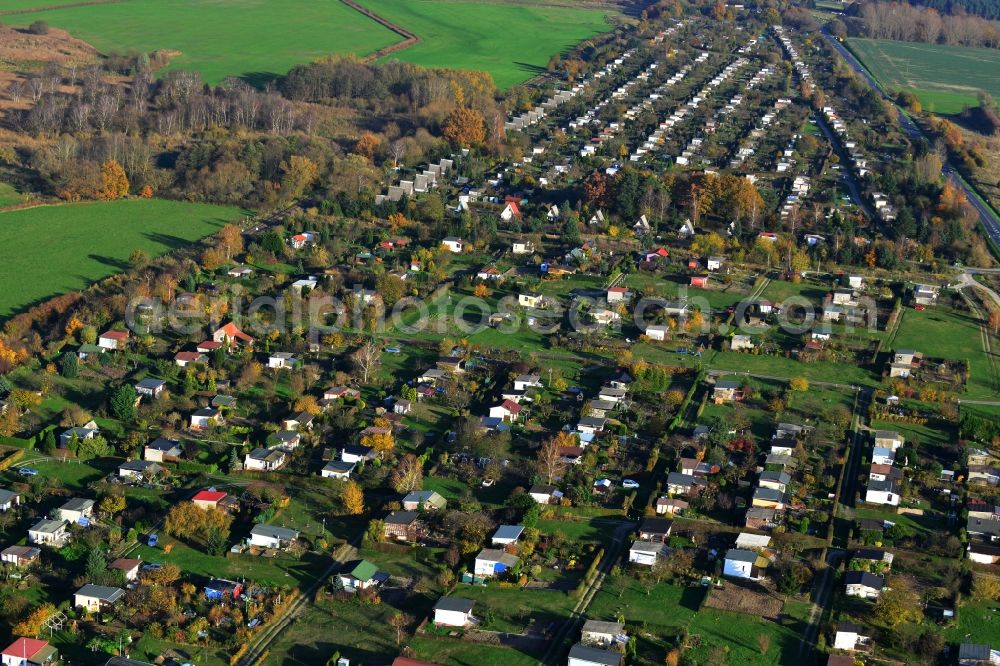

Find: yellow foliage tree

[12,604,56,637]
[442,107,486,146]
[342,480,364,515]
[355,132,380,160]
[99,160,129,200]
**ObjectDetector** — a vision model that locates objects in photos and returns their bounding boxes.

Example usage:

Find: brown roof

[109,558,141,571]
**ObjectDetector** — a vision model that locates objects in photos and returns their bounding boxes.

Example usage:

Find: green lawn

[410,635,540,666]
[891,305,998,399]
[361,0,617,89]
[848,38,1000,114]
[587,578,701,634]
[0,199,243,319]
[3,0,399,84]
[0,182,27,208]
[133,535,329,587]
[944,599,1000,648]
[685,606,801,665]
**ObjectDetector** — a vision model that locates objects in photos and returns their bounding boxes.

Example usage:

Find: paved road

[821,29,1000,249]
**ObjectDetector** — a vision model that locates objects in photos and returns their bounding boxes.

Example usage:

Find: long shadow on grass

[143,231,202,250]
[87,254,130,271]
[241,71,282,90]
[514,61,547,75]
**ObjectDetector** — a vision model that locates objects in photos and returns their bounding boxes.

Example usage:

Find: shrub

[28,20,49,35]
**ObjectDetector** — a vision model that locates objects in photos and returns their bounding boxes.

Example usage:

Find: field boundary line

[341,0,420,62]
[0,0,125,16]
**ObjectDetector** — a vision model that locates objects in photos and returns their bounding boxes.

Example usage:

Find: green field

[360,0,617,89]
[0,199,243,318]
[4,0,616,88]
[890,305,999,399]
[3,0,399,85]
[848,38,1000,114]
[0,182,27,208]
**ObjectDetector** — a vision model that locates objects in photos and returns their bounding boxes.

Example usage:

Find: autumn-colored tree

[583,171,611,208]
[65,316,84,339]
[280,155,319,203]
[202,247,227,271]
[389,454,423,494]
[139,184,154,198]
[789,377,809,392]
[361,430,395,459]
[99,160,129,200]
[98,493,127,516]
[355,132,380,160]
[989,309,1000,335]
[293,395,322,416]
[0,408,21,438]
[164,502,234,548]
[218,223,244,260]
[685,310,706,335]
[691,232,725,258]
[12,603,57,637]
[474,283,490,298]
[342,480,364,515]
[442,107,486,146]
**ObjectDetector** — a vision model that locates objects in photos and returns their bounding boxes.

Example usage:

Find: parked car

[18,468,38,477]
[622,479,640,489]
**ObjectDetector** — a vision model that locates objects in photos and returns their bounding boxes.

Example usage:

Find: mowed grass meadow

[3,0,618,89]
[361,0,618,89]
[848,38,1000,114]
[2,0,399,85]
[0,199,243,318]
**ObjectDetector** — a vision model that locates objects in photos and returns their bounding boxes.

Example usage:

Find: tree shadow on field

[143,231,196,250]
[241,71,281,90]
[87,254,129,271]
[514,61,547,75]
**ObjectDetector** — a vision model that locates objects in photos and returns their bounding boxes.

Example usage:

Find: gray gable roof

[568,643,623,666]
[434,596,474,613]
[76,584,125,602]
[250,524,299,541]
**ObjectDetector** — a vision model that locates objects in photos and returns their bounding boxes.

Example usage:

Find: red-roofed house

[488,399,523,423]
[607,287,630,304]
[213,322,254,349]
[97,330,129,351]
[690,275,709,288]
[197,340,224,353]
[2,638,57,666]
[192,490,228,510]
[644,247,670,262]
[175,351,207,367]
[290,232,315,249]
[500,199,522,222]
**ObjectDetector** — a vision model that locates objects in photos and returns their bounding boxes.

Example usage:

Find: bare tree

[536,436,567,485]
[351,340,380,384]
[389,613,412,646]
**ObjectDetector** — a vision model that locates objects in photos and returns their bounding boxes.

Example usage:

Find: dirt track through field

[0,0,124,16]
[339,0,419,62]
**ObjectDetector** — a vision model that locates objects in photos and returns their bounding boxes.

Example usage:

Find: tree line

[842,0,1000,47]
